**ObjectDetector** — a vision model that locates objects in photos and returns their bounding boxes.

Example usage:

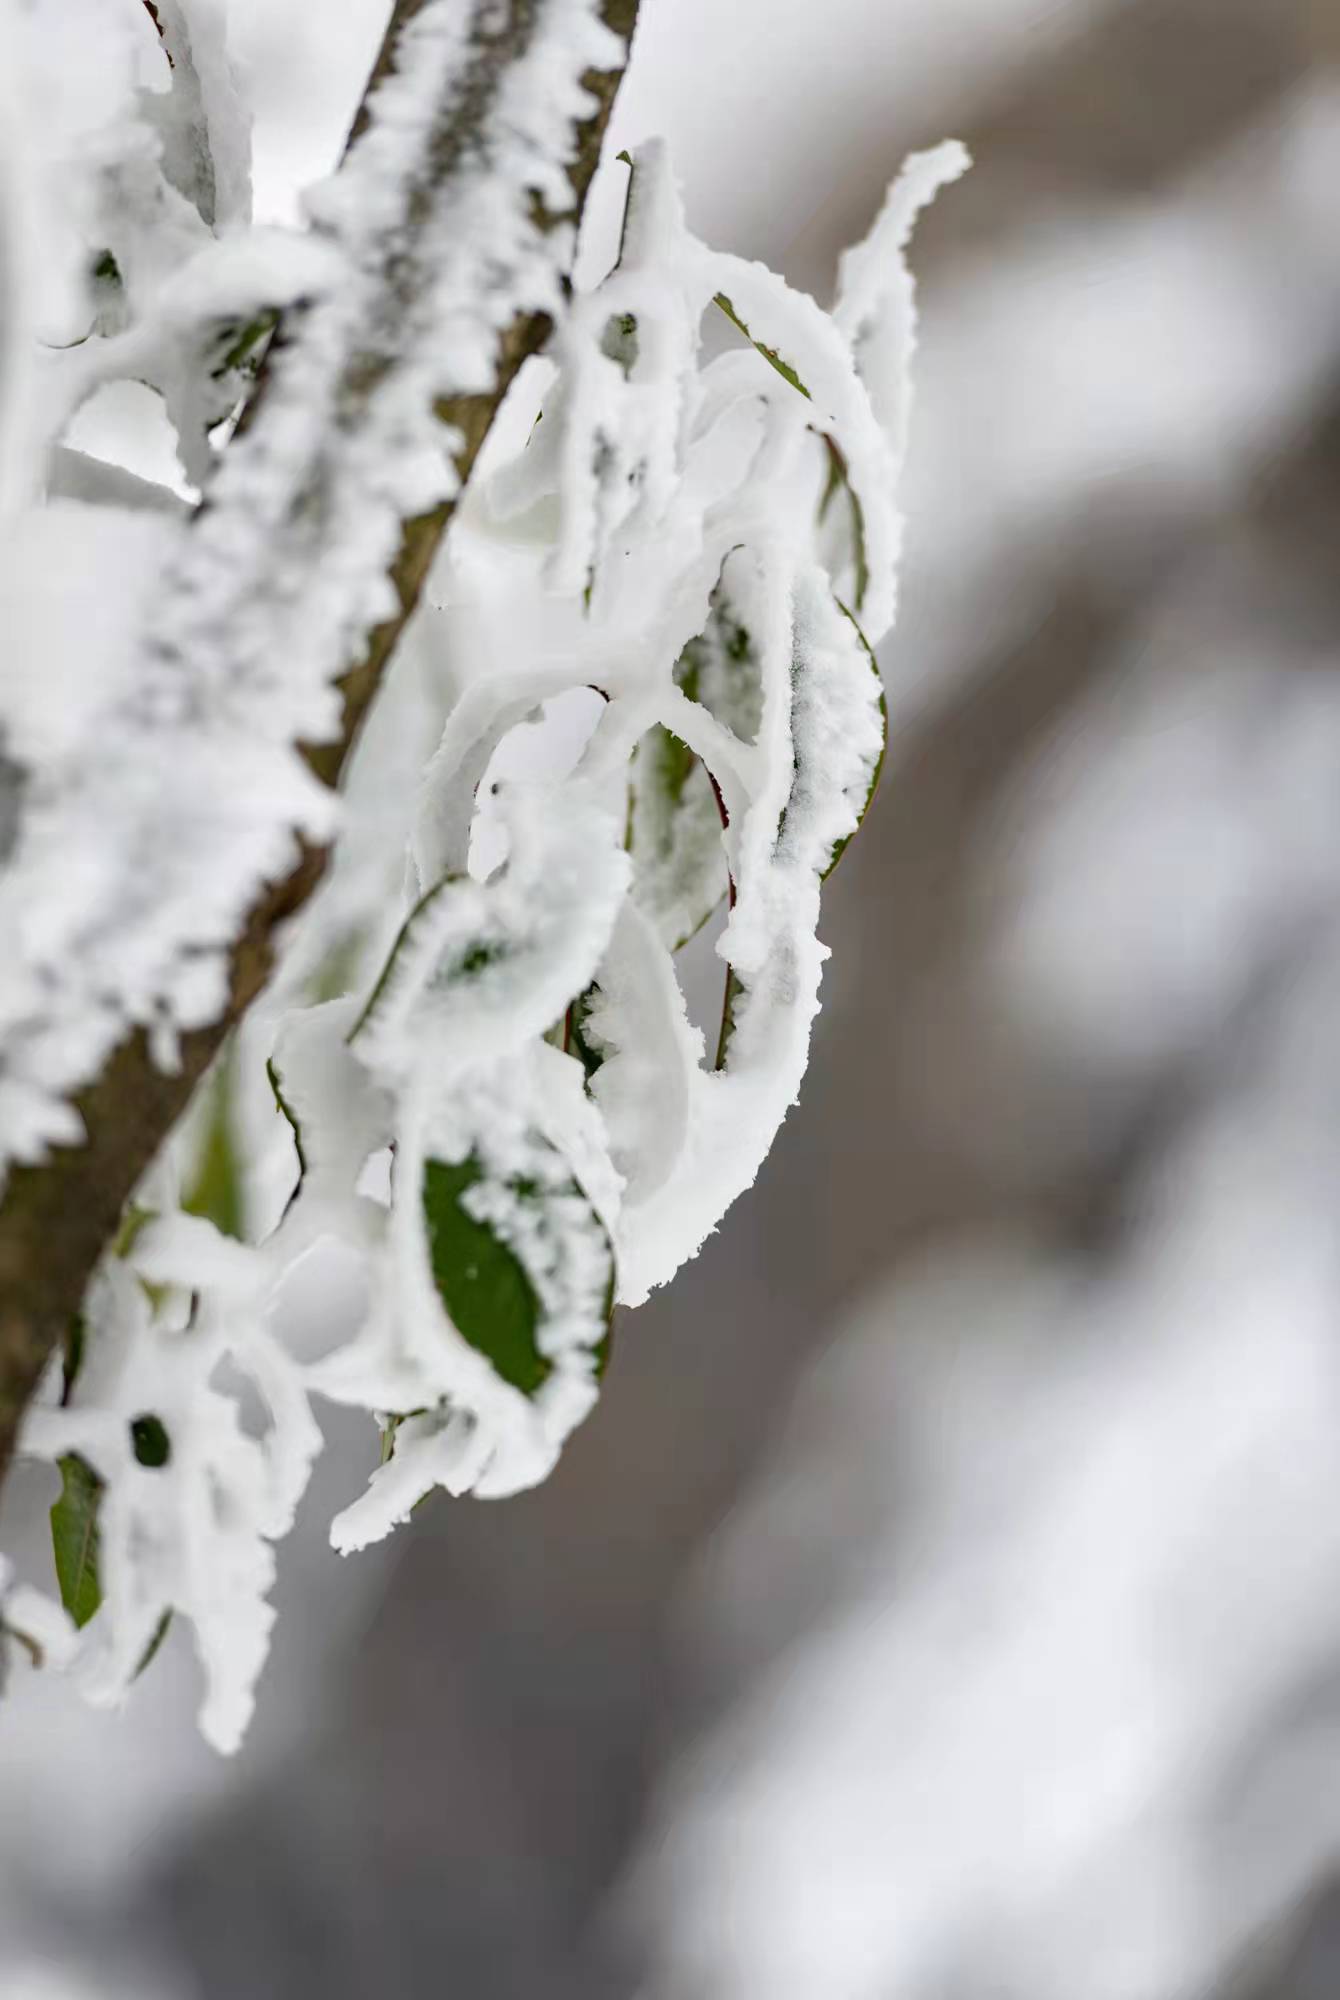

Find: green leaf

[717,595,885,1071]
[714,293,812,400]
[134,1609,172,1682]
[50,1423,170,1638]
[266,1056,308,1179]
[565,985,605,1085]
[130,1414,171,1469]
[592,1313,615,1382]
[210,308,279,382]
[50,1455,103,1630]
[421,1141,614,1398]
[183,1053,245,1240]
[112,1203,158,1261]
[111,1201,170,1313]
[714,965,745,1073]
[422,1158,551,1397]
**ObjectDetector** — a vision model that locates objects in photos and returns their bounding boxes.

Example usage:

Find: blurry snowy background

[6,0,1340,1995]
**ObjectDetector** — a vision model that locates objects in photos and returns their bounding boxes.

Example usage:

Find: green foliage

[50,1455,103,1629]
[49,1416,172,1640]
[421,1143,613,1398]
[422,1156,551,1396]
[566,986,606,1084]
[714,965,745,1072]
[130,1414,171,1469]
[135,1610,173,1679]
[714,292,812,399]
[183,1054,245,1240]
[112,1204,158,1261]
[266,1056,308,1178]
[50,1225,176,1650]
[209,308,279,382]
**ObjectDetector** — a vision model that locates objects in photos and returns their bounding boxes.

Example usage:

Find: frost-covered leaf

[24,1254,321,1752]
[493,140,695,607]
[835,140,971,465]
[581,903,702,1208]
[364,783,629,1084]
[269,997,389,1206]
[423,1155,551,1396]
[137,0,252,235]
[320,1044,620,1539]
[0,1554,76,1687]
[817,434,870,616]
[613,565,890,1303]
[780,576,887,879]
[702,248,902,639]
[818,605,886,879]
[628,558,759,949]
[627,728,726,951]
[421,1138,613,1399]
[566,984,606,1084]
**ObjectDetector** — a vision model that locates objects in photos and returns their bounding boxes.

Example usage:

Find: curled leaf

[628,560,758,950]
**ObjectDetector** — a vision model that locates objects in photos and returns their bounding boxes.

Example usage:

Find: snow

[1,0,959,1748]
[0,0,621,1173]
[22,1255,322,1754]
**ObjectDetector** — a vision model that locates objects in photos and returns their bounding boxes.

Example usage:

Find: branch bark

[0,0,638,1485]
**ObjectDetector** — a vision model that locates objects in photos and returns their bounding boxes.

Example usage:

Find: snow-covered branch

[0,0,639,1485]
[0,0,961,1754]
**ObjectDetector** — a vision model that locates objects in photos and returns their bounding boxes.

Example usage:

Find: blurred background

[6,0,1340,1994]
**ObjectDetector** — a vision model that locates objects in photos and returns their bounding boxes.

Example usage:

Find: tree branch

[0,0,638,1486]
